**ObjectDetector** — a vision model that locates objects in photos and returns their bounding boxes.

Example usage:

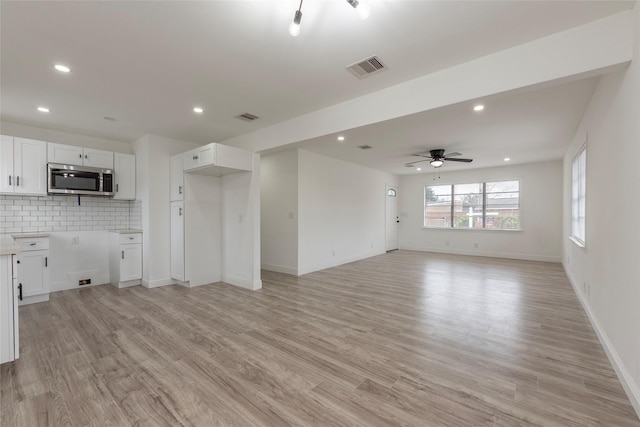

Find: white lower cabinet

[109,231,142,288]
[15,236,50,306]
[170,201,185,281]
[1,254,19,364]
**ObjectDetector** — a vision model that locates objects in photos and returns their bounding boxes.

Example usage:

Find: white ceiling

[0,1,635,172]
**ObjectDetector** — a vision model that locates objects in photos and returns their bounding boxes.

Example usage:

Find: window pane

[425,185,452,227]
[486,180,520,230]
[453,183,483,228]
[572,146,586,243]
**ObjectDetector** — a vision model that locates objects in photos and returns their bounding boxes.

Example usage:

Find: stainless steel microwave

[47,163,114,196]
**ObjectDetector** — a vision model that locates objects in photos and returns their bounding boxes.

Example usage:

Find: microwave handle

[16,176,19,187]
[8,175,11,186]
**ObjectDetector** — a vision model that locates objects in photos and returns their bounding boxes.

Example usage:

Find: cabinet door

[16,250,49,298]
[48,142,83,165]
[84,148,114,169]
[0,135,14,194]
[14,138,47,195]
[170,201,185,281]
[114,153,136,200]
[183,144,215,171]
[0,255,15,363]
[120,244,142,281]
[170,154,184,201]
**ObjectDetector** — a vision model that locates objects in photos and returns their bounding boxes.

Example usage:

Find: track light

[346,0,370,19]
[289,1,303,37]
[430,159,444,168]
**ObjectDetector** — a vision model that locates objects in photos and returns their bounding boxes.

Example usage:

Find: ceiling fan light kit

[405,149,473,169]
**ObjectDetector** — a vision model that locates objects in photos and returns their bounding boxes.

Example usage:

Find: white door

[0,135,14,193]
[48,142,83,165]
[114,153,136,200]
[84,148,114,169]
[170,154,184,201]
[120,244,142,281]
[14,138,47,195]
[386,185,399,251]
[170,201,185,281]
[17,251,48,298]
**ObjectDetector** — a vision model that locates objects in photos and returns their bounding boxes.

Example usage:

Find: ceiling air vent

[358,145,373,150]
[345,55,387,79]
[236,113,259,121]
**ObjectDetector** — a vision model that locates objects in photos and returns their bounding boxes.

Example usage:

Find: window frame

[423,179,521,231]
[571,143,587,247]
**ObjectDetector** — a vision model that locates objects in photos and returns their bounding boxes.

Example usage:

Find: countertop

[0,236,20,256]
[11,233,51,239]
[109,229,143,234]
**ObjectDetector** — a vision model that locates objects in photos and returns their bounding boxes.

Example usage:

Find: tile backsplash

[0,195,142,234]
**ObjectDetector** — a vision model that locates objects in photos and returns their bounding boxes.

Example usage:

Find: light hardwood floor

[1,250,639,426]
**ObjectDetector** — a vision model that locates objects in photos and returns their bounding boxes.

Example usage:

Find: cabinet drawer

[15,237,49,251]
[119,233,142,244]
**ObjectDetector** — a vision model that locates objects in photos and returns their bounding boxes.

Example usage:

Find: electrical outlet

[72,236,80,245]
[332,250,335,256]
[288,212,294,220]
[238,214,243,223]
[370,243,373,248]
[445,240,450,246]
[474,243,479,248]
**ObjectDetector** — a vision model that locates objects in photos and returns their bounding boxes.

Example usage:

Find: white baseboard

[141,278,175,289]
[261,263,298,276]
[222,274,262,290]
[298,250,385,276]
[399,246,561,263]
[563,263,640,419]
[51,273,110,292]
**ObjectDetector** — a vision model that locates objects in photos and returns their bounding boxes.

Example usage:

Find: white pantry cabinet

[182,143,252,175]
[109,231,142,288]
[0,253,19,364]
[15,236,50,306]
[113,153,136,200]
[48,142,114,169]
[0,135,47,196]
[170,154,184,201]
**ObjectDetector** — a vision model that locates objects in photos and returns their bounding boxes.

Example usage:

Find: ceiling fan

[405,149,473,168]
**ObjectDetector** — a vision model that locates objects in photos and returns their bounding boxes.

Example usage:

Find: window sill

[421,227,522,232]
[568,236,585,248]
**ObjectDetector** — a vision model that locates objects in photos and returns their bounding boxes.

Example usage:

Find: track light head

[346,0,370,19]
[289,9,302,37]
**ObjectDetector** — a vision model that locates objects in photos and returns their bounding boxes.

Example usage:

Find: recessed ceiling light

[473,104,485,112]
[193,107,203,114]
[37,106,50,113]
[504,157,511,162]
[416,167,422,171]
[337,136,345,141]
[54,64,71,73]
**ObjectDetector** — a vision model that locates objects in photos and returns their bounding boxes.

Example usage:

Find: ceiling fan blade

[445,157,473,163]
[444,152,462,157]
[411,153,432,158]
[405,159,429,166]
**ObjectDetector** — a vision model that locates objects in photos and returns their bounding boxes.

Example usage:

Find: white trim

[222,274,262,290]
[141,277,175,288]
[261,263,298,276]
[568,235,585,248]
[399,247,561,263]
[563,264,640,419]
[50,273,110,292]
[298,250,386,276]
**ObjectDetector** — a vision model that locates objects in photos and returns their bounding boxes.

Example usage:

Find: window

[424,180,520,230]
[572,145,586,244]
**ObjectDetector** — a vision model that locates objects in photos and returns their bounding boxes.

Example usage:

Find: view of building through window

[572,145,586,244]
[425,180,520,230]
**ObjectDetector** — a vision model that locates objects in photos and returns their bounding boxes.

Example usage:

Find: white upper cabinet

[48,142,114,169]
[0,135,47,196]
[182,143,252,175]
[113,153,136,200]
[170,154,184,201]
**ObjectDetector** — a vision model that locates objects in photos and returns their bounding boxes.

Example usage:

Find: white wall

[562,4,640,416]
[222,153,261,289]
[1,120,132,153]
[297,150,398,275]
[260,150,298,275]
[399,161,563,262]
[132,134,199,288]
